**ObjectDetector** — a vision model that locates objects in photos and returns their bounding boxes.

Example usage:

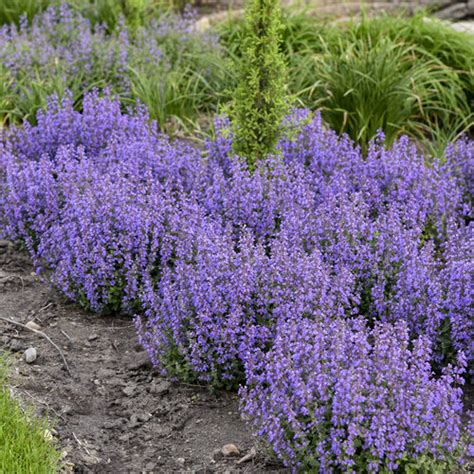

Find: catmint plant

[241,318,469,472]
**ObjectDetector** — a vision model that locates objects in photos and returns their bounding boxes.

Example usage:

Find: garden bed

[0,247,288,473]
[1,2,473,471]
[1,248,472,471]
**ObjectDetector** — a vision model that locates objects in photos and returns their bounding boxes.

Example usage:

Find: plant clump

[0,93,472,471]
[231,0,288,169]
[241,318,468,472]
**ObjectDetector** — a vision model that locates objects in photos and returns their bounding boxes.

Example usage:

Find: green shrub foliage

[232,0,288,170]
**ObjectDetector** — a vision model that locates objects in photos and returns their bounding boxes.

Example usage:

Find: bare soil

[0,245,287,473]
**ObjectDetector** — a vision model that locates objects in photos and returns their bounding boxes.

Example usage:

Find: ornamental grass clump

[241,318,468,472]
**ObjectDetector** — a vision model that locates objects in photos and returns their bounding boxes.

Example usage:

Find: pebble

[88,334,99,341]
[25,321,41,331]
[222,443,240,457]
[23,347,38,364]
[176,458,185,466]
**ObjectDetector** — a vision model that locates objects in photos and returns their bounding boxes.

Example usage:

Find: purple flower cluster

[0,91,204,311]
[0,92,471,469]
[1,95,472,363]
[0,5,128,104]
[0,4,218,123]
[241,317,467,472]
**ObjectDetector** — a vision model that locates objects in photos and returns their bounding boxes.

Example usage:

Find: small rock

[176,457,185,466]
[23,347,37,364]
[88,334,99,342]
[436,3,467,19]
[221,444,240,457]
[25,321,41,331]
[195,17,211,32]
[149,380,171,396]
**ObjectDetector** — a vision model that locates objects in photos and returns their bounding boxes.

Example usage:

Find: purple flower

[240,318,468,472]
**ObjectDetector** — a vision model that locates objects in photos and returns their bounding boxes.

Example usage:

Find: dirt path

[0,244,287,473]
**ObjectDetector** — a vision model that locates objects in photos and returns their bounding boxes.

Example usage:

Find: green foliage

[160,338,245,390]
[69,0,195,33]
[220,10,474,153]
[308,37,471,153]
[1,3,471,145]
[0,0,188,33]
[231,0,288,170]
[398,451,465,473]
[0,67,16,127]
[0,0,52,26]
[128,38,233,134]
[351,13,474,107]
[70,0,165,33]
[0,354,61,473]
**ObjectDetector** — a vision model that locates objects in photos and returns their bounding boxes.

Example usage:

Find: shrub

[240,318,468,472]
[136,225,353,386]
[0,91,204,312]
[231,0,288,169]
